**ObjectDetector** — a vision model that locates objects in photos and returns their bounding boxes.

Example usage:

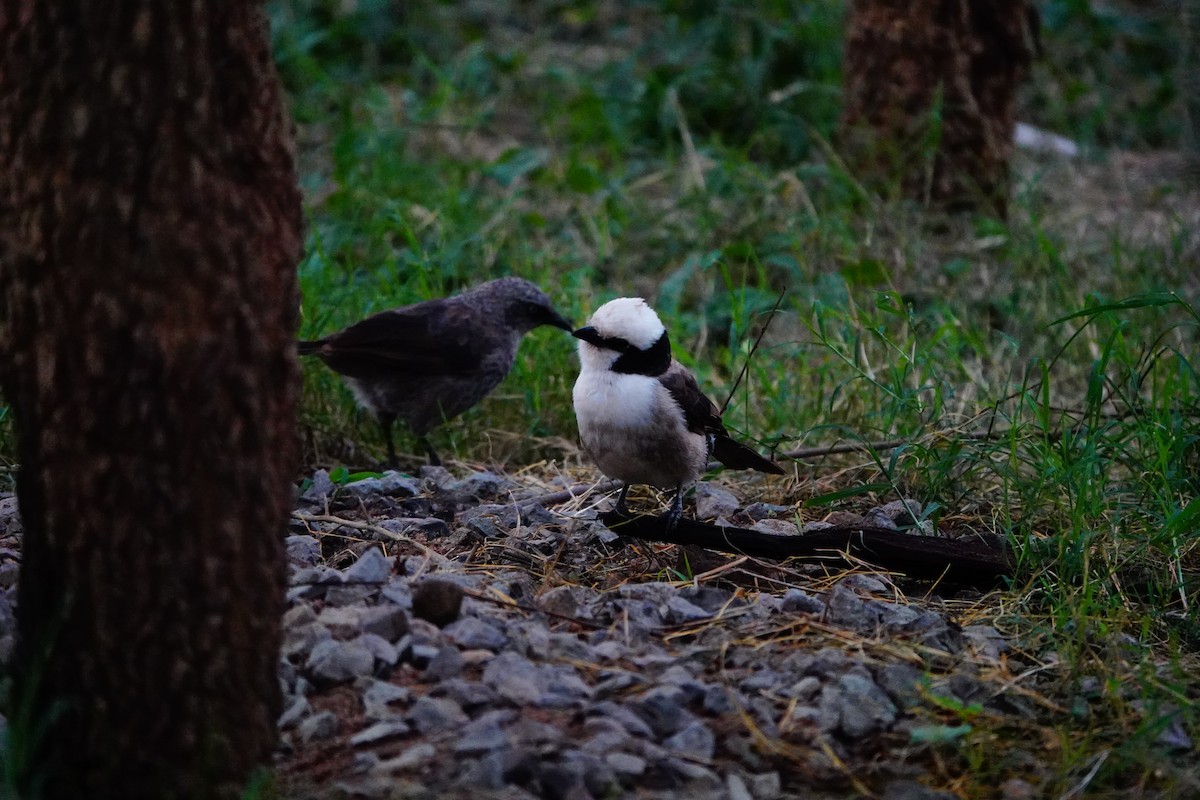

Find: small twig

[721,286,787,416]
[517,480,622,510]
[292,511,452,567]
[459,587,606,630]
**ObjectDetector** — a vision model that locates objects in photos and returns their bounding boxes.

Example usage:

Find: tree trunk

[839,0,1038,216]
[0,3,301,798]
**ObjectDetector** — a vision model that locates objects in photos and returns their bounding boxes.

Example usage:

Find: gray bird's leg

[665,486,684,533]
[380,415,399,470]
[419,436,442,467]
[614,483,631,516]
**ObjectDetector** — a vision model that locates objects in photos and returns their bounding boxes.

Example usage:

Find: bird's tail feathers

[711,435,785,474]
[297,340,322,356]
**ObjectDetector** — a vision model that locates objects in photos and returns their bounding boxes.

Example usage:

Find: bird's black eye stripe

[593,334,633,353]
[612,331,671,376]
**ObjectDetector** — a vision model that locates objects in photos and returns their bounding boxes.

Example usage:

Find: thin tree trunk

[839,0,1038,216]
[0,2,302,797]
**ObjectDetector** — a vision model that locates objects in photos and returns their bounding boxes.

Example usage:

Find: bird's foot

[613,483,632,517]
[664,487,684,533]
[419,437,442,467]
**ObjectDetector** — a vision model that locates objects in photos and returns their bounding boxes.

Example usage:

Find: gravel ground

[274,466,1040,800]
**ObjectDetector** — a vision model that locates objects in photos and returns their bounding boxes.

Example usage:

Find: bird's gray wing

[308,302,484,379]
[658,362,784,475]
[656,361,726,437]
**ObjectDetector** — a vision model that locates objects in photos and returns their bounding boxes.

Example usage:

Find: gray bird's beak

[549,310,574,332]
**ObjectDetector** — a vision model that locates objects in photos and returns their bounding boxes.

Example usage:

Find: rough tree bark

[839,0,1038,216]
[0,2,301,798]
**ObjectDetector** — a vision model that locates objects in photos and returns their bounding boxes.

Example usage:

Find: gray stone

[963,625,1009,660]
[591,701,655,738]
[454,709,518,755]
[830,674,897,738]
[702,685,738,716]
[350,719,412,747]
[278,695,310,729]
[306,638,375,685]
[344,546,393,584]
[460,748,530,791]
[286,535,322,565]
[449,471,510,499]
[360,605,409,642]
[405,695,468,734]
[317,606,364,639]
[664,757,721,787]
[665,595,711,624]
[359,633,400,668]
[780,588,825,614]
[678,585,734,613]
[508,716,565,747]
[786,676,822,702]
[482,651,542,704]
[374,742,437,774]
[432,678,497,710]
[536,585,583,618]
[875,600,921,628]
[323,583,374,607]
[406,642,440,669]
[824,584,880,631]
[875,663,923,707]
[380,580,413,609]
[663,720,716,760]
[298,710,339,743]
[301,470,336,503]
[422,644,465,682]
[1000,778,1037,800]
[746,771,783,799]
[751,519,797,536]
[727,772,754,800]
[444,617,509,651]
[838,573,890,594]
[541,663,594,707]
[360,678,410,720]
[378,517,449,538]
[341,471,422,498]
[658,665,706,703]
[631,686,689,737]
[561,750,618,798]
[695,484,740,519]
[581,726,631,756]
[282,603,317,628]
[605,751,646,778]
[743,502,792,520]
[282,622,331,662]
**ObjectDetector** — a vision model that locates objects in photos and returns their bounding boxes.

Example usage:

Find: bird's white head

[573,297,670,374]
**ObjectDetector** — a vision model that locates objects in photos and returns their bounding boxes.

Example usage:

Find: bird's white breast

[572,366,707,488]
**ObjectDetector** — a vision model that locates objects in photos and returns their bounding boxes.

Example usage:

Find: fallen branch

[600,510,1011,589]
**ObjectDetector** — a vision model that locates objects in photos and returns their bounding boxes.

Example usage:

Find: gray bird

[572,297,784,527]
[300,277,572,467]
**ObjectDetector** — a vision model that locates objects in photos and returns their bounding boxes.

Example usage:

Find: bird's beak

[572,326,602,345]
[549,310,574,332]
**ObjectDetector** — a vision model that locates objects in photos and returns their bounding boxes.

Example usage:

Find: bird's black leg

[665,486,684,533]
[614,483,631,516]
[380,416,399,470]
[419,436,442,467]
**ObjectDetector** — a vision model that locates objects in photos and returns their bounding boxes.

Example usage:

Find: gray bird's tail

[297,340,322,356]
[711,435,785,474]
